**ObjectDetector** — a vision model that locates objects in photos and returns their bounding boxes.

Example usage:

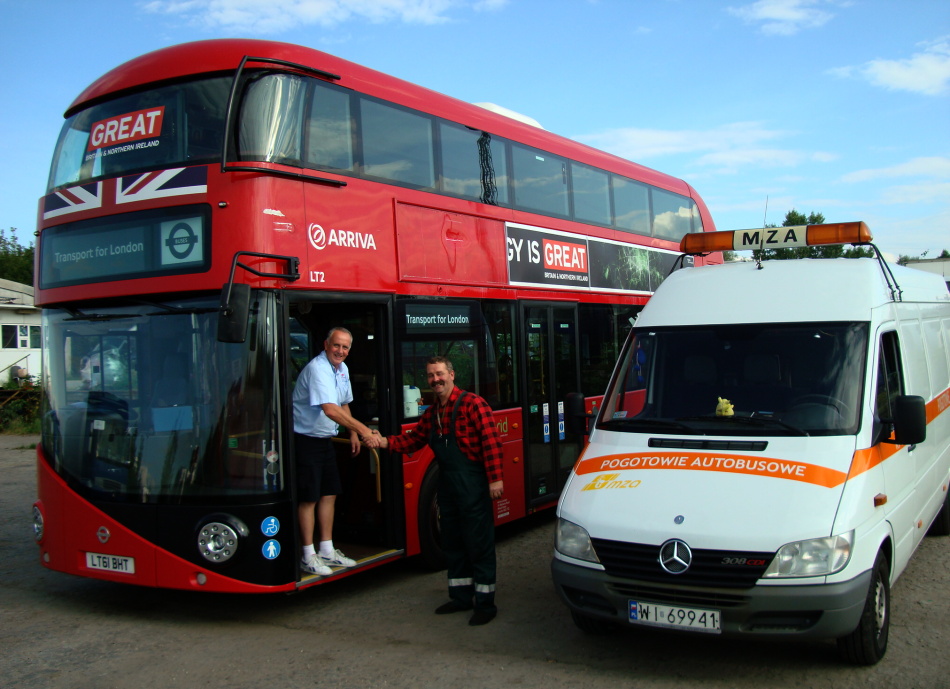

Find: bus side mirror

[565,392,589,435]
[885,395,926,446]
[217,283,251,343]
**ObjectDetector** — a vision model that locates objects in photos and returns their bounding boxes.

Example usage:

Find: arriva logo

[494,418,509,435]
[581,473,642,491]
[308,223,377,251]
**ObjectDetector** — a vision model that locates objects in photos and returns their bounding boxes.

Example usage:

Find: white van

[552,222,950,665]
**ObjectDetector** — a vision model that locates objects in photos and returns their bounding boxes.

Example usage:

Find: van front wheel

[837,552,890,665]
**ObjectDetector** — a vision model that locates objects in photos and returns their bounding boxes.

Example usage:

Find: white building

[0,278,41,385]
[905,257,950,291]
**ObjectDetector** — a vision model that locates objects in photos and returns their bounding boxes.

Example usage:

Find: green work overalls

[431,392,497,613]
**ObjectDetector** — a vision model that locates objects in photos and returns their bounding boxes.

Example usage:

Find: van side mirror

[217,283,251,343]
[884,395,926,446]
[565,392,589,435]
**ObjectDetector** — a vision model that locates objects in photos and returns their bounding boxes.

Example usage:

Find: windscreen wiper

[677,414,809,436]
[603,417,700,433]
[131,298,218,316]
[62,307,139,322]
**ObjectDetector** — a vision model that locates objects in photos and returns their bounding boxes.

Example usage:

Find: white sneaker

[318,549,357,568]
[300,554,332,576]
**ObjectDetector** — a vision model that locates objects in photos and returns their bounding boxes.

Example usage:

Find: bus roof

[66,38,699,200]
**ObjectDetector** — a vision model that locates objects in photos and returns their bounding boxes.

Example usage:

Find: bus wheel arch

[417,463,446,570]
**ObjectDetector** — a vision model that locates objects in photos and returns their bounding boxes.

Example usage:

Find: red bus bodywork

[33,39,717,593]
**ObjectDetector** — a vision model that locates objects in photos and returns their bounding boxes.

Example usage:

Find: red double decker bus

[32,39,717,593]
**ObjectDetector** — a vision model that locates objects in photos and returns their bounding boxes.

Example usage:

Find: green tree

[0,228,34,285]
[898,249,949,265]
[753,210,874,261]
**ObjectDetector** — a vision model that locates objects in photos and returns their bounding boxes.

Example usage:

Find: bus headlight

[762,531,853,578]
[555,518,600,563]
[32,504,45,543]
[197,517,247,564]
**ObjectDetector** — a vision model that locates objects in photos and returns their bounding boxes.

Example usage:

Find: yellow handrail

[330,437,382,503]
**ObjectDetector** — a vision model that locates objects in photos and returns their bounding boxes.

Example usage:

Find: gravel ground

[2,434,948,689]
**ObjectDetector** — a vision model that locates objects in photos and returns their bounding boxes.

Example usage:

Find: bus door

[522,303,582,508]
[285,296,402,577]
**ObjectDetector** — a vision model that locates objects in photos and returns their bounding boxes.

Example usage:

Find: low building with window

[0,278,41,385]
[905,258,950,291]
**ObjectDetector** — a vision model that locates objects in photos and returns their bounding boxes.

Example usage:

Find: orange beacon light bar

[680,221,872,255]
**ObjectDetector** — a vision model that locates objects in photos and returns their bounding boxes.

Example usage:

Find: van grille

[591,538,773,589]
[608,582,750,609]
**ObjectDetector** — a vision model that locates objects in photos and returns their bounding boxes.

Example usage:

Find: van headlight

[555,518,600,563]
[762,531,853,578]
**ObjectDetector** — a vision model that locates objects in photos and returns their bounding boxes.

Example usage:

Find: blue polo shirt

[292,351,353,438]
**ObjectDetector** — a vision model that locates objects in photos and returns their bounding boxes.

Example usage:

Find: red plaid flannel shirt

[387,387,504,483]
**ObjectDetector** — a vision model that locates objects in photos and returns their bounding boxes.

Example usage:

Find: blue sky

[2,0,947,261]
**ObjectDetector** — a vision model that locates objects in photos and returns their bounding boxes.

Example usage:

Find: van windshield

[600,322,868,436]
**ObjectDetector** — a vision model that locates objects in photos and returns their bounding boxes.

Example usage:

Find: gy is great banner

[505,223,679,294]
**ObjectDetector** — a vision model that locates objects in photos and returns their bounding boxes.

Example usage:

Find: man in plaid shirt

[374,356,503,625]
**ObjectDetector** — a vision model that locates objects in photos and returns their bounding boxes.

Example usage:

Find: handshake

[360,429,387,449]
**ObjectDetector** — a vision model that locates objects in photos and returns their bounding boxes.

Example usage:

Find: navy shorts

[294,433,342,502]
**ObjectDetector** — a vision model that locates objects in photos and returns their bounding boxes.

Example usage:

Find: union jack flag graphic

[117,166,207,205]
[42,167,208,221]
[43,182,103,220]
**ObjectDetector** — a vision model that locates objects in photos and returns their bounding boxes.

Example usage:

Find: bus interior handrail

[331,437,382,503]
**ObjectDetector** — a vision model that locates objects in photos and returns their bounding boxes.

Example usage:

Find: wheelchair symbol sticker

[261,517,280,536]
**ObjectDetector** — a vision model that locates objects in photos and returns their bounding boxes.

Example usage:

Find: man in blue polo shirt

[293,326,376,576]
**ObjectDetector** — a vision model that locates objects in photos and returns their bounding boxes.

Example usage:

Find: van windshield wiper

[677,414,809,436]
[602,417,700,433]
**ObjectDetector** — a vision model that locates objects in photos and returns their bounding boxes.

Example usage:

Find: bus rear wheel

[837,551,890,665]
[417,466,446,570]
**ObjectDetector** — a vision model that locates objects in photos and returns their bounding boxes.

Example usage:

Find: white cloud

[841,156,950,183]
[829,37,950,96]
[866,207,950,258]
[575,122,835,175]
[473,0,508,9]
[141,0,488,33]
[577,121,785,159]
[726,0,835,36]
[697,148,806,170]
[878,181,950,205]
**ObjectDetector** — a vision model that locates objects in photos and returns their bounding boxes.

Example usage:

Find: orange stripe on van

[929,388,950,423]
[572,389,950,489]
[848,386,949,478]
[847,444,899,479]
[573,451,847,488]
